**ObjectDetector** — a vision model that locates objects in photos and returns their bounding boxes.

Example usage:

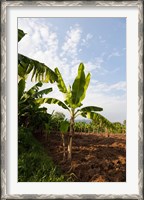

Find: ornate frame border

[1,1,143,199]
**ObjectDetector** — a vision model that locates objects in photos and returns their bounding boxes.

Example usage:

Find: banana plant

[18,80,53,130]
[18,29,57,83]
[18,29,59,132]
[60,120,70,160]
[85,112,115,136]
[36,63,103,161]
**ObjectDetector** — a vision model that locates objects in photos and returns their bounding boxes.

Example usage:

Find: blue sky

[18,17,126,123]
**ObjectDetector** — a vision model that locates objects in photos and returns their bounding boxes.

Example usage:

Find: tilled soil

[34,132,126,182]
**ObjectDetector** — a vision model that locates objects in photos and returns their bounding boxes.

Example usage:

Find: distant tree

[123,120,126,126]
[113,122,123,133]
[52,112,65,121]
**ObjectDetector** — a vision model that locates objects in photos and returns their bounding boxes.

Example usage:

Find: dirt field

[35,132,126,182]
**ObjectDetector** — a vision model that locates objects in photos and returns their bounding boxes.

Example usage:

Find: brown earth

[34,132,126,182]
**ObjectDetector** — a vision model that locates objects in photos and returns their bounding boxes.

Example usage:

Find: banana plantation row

[21,110,126,135]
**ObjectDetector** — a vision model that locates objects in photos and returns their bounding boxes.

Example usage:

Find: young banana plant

[87,112,115,136]
[60,120,69,160]
[36,63,103,161]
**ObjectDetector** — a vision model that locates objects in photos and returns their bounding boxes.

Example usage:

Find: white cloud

[37,80,126,123]
[108,81,126,91]
[86,33,93,40]
[18,18,126,123]
[82,90,126,123]
[108,51,121,59]
[18,19,103,81]
[61,25,82,58]
[98,35,106,44]
[18,18,59,61]
[110,67,120,73]
[84,57,109,76]
[81,33,93,46]
[82,80,126,122]
[101,40,106,43]
[89,81,126,93]
[84,61,100,75]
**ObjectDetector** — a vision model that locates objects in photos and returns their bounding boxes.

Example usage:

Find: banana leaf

[18,54,58,83]
[81,111,114,128]
[36,98,70,110]
[80,106,103,112]
[71,63,85,105]
[55,68,67,93]
[18,29,26,42]
[18,79,26,100]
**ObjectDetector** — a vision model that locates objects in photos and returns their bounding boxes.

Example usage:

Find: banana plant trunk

[61,133,66,160]
[67,112,75,161]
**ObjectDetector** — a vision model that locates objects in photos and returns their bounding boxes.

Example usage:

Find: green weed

[18,127,68,182]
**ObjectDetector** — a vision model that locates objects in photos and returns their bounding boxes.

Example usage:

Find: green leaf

[27,82,43,96]
[60,120,69,133]
[18,54,58,83]
[18,64,27,79]
[18,29,26,42]
[36,98,70,110]
[55,68,67,93]
[79,73,91,102]
[70,63,90,108]
[25,83,52,99]
[81,112,114,128]
[71,63,85,106]
[64,85,74,107]
[81,112,99,120]
[18,79,26,100]
[80,106,103,112]
[36,88,53,98]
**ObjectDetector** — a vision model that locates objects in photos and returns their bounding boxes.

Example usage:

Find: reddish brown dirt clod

[34,132,126,182]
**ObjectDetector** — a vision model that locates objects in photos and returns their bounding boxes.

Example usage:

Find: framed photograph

[1,1,143,199]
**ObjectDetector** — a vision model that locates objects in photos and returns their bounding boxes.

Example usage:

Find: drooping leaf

[27,82,43,96]
[75,106,103,118]
[18,79,26,100]
[18,54,58,83]
[36,88,53,98]
[18,63,28,79]
[24,82,52,98]
[18,29,26,42]
[55,68,67,93]
[71,63,85,106]
[80,106,103,112]
[81,111,101,120]
[81,112,114,128]
[36,98,70,110]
